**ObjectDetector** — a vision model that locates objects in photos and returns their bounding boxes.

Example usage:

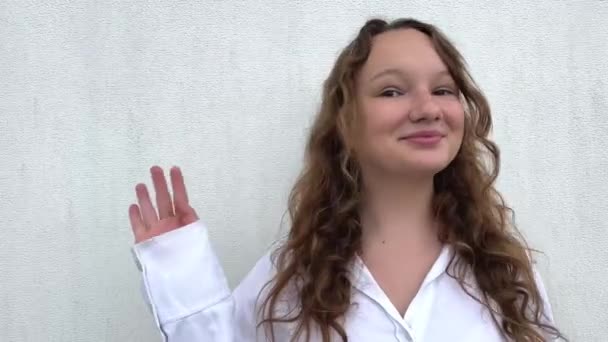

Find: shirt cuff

[131,220,231,325]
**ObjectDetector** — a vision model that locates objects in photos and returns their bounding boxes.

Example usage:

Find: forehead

[359,28,447,78]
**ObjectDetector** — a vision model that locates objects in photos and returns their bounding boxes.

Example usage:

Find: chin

[407,163,449,176]
[365,147,457,177]
[400,157,452,176]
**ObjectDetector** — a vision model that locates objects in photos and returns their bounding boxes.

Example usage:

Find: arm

[132,220,242,341]
[132,219,276,341]
[128,166,270,341]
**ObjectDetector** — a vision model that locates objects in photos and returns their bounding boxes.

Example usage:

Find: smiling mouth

[399,135,443,146]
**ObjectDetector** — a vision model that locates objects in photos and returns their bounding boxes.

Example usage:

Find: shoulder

[232,247,303,339]
[233,249,278,304]
[529,258,555,322]
[231,248,278,327]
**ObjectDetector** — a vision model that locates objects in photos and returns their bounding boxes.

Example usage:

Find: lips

[400,130,445,146]
[401,130,444,139]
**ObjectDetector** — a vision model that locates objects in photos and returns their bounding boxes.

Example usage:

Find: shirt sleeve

[131,220,274,342]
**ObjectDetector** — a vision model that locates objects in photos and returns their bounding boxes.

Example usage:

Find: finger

[135,183,158,227]
[170,166,190,215]
[128,204,146,242]
[150,166,174,219]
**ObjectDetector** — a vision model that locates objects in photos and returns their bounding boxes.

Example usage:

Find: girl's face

[354,28,465,179]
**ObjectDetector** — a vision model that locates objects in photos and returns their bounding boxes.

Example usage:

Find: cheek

[361,100,408,137]
[356,103,404,161]
[444,102,465,134]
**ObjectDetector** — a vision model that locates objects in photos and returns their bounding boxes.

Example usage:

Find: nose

[409,90,442,122]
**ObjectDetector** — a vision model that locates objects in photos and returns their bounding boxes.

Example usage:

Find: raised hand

[129,166,199,243]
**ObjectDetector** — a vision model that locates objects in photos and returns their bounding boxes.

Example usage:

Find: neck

[359,170,440,251]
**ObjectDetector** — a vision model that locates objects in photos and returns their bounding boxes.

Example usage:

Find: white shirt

[131,220,556,342]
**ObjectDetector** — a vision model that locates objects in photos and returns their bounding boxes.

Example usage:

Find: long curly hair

[259,17,566,342]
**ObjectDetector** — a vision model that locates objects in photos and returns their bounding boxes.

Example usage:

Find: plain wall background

[1,0,607,341]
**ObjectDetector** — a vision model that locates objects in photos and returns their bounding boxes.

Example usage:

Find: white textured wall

[1,1,606,341]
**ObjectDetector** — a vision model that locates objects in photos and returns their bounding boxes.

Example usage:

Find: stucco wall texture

[1,1,606,341]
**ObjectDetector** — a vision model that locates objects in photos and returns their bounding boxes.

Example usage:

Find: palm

[128,166,199,243]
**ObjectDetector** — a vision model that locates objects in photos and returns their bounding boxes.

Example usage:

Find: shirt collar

[350,244,453,287]
[348,244,454,318]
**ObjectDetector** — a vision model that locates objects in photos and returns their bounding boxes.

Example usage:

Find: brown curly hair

[259,17,566,342]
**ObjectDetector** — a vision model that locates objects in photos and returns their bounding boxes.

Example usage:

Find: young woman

[129,18,566,342]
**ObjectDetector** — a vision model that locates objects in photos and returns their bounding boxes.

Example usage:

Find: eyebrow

[368,68,452,83]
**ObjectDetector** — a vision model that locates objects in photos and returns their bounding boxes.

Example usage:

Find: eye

[433,88,457,96]
[380,88,403,97]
